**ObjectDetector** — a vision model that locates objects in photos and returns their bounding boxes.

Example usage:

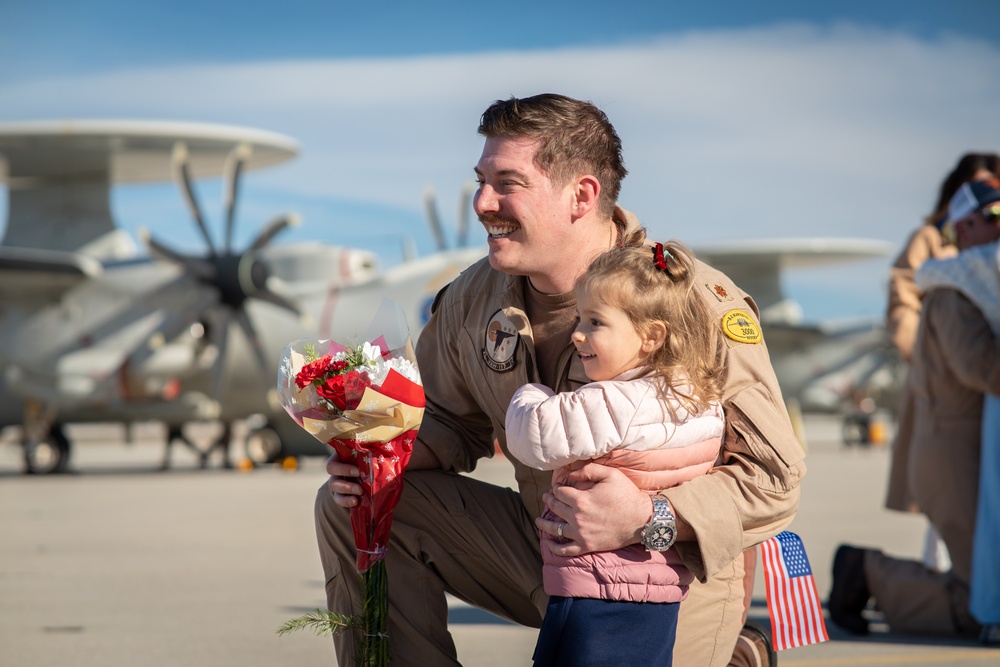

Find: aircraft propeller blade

[205,307,232,402]
[88,271,215,374]
[423,184,448,251]
[222,143,251,254]
[457,180,475,248]
[259,276,304,316]
[124,286,218,372]
[171,143,218,257]
[248,213,300,253]
[234,307,271,384]
[143,232,215,281]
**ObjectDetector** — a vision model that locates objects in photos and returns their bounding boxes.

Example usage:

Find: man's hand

[325,440,443,508]
[325,452,362,508]
[537,462,652,556]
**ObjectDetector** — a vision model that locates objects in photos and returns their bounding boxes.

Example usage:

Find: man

[316,94,804,666]
[830,178,1000,640]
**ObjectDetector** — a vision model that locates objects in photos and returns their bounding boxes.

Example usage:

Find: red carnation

[295,354,333,389]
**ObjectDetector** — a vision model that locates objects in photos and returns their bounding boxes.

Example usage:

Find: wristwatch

[640,496,677,552]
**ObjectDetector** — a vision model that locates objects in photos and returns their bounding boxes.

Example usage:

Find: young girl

[505,238,727,667]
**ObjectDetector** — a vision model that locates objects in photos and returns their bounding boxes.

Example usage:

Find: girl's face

[572,288,660,382]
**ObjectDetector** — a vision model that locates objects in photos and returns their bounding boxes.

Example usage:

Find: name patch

[721,309,762,344]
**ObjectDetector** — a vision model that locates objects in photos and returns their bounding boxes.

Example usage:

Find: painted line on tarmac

[782,648,1000,666]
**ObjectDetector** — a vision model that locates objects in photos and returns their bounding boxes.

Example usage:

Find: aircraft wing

[692,238,894,323]
[0,246,103,302]
[0,120,299,259]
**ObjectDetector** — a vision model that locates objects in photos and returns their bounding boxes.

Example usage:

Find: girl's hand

[537,462,652,556]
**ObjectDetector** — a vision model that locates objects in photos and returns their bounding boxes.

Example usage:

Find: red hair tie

[652,243,673,273]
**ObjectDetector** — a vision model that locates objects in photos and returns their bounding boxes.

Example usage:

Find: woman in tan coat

[883,153,999,536]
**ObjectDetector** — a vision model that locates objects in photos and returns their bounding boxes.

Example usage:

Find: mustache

[478,212,520,227]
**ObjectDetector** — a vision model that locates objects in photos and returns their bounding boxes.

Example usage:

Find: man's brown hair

[478,93,627,218]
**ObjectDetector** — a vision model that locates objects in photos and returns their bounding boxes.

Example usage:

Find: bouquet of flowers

[275,301,423,666]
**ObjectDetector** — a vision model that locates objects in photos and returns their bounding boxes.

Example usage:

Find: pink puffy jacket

[506,370,723,603]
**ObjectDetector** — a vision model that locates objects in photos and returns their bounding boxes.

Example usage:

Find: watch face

[645,524,675,551]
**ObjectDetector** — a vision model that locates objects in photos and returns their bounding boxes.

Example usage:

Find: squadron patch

[705,283,733,302]
[721,309,762,344]
[483,309,520,372]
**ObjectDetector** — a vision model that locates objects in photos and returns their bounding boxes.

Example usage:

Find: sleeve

[886,225,954,363]
[661,269,806,580]
[505,381,645,470]
[413,285,497,473]
[885,227,935,362]
[925,289,1000,394]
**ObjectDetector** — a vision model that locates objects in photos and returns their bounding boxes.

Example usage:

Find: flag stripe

[759,531,829,651]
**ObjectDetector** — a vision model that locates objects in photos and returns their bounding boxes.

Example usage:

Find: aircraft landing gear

[161,422,234,470]
[21,399,70,474]
[244,424,284,465]
[23,424,71,475]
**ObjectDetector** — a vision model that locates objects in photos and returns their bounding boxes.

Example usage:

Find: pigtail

[651,241,693,284]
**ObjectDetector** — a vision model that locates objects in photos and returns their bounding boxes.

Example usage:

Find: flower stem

[360,561,389,666]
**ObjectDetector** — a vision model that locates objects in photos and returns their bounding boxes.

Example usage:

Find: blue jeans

[532,596,679,666]
[972,393,1000,624]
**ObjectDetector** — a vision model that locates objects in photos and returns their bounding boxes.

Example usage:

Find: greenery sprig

[275,609,359,638]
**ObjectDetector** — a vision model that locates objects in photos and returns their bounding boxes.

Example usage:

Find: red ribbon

[652,242,670,272]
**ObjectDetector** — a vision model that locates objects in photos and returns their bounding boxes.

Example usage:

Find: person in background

[830,178,1000,641]
[883,152,1000,571]
[506,239,726,666]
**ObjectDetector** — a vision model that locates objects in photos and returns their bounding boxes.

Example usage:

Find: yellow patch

[721,309,762,344]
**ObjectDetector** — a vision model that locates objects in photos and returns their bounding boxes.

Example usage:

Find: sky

[1,0,999,321]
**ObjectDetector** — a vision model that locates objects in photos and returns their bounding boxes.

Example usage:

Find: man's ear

[570,175,601,220]
[642,321,668,353]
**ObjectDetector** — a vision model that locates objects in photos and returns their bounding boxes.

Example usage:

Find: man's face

[473,135,577,292]
[955,206,1000,250]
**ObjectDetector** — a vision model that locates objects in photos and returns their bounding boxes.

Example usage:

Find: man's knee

[674,557,746,666]
[314,482,353,576]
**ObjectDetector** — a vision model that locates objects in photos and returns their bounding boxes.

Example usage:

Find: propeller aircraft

[0,120,481,473]
[0,119,897,474]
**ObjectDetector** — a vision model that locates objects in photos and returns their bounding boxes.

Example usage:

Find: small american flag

[759,531,829,651]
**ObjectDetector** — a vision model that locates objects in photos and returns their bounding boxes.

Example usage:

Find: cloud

[1,23,998,318]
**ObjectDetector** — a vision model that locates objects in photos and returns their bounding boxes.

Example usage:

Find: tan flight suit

[884,223,956,513]
[315,208,805,666]
[867,288,1000,635]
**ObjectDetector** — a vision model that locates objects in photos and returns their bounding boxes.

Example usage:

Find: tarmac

[1,416,999,666]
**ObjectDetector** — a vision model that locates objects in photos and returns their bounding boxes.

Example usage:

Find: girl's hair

[576,229,727,419]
